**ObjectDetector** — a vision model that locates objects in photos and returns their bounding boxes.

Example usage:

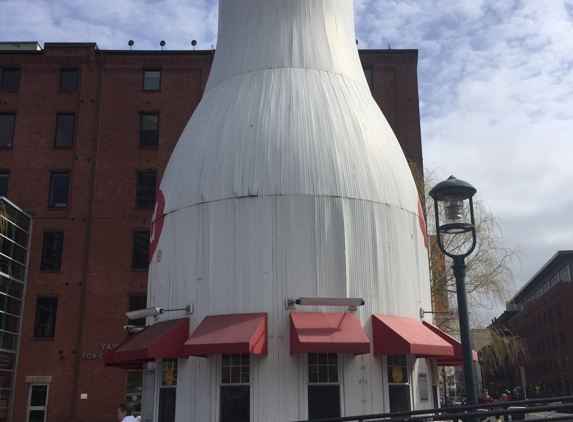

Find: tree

[479,326,529,375]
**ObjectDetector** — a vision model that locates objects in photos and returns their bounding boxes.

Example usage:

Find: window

[33,297,58,338]
[143,70,161,90]
[387,355,410,413]
[363,68,373,89]
[139,113,159,147]
[159,359,177,422]
[221,354,250,422]
[559,266,570,282]
[27,384,49,422]
[1,69,20,91]
[128,295,147,328]
[126,370,143,417]
[48,173,70,208]
[0,114,16,148]
[0,172,8,197]
[54,114,76,147]
[557,303,562,318]
[60,69,78,91]
[132,231,150,270]
[135,172,157,209]
[54,114,75,147]
[41,232,64,271]
[307,353,340,420]
[560,332,566,347]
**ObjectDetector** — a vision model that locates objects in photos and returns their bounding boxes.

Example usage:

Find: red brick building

[0,42,423,422]
[487,251,573,399]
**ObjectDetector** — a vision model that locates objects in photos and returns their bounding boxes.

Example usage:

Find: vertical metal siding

[147,0,433,420]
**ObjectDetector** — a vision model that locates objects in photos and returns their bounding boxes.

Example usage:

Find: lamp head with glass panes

[429,176,478,258]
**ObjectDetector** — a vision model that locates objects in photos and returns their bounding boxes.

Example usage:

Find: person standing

[478,389,494,407]
[117,403,138,422]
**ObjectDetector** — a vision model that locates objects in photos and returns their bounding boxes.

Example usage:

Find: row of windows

[527,357,566,377]
[0,68,78,91]
[0,171,157,210]
[34,291,148,340]
[0,68,162,92]
[0,111,161,149]
[151,353,410,422]
[516,265,571,310]
[529,333,567,357]
[515,302,564,339]
[40,230,150,272]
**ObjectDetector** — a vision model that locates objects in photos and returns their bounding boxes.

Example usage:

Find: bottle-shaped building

[109,0,463,420]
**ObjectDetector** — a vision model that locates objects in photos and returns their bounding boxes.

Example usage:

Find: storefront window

[126,371,143,417]
[159,359,177,422]
[308,353,340,419]
[220,354,249,422]
[387,355,410,412]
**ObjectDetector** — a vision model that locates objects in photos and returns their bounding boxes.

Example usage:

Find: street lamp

[429,175,478,415]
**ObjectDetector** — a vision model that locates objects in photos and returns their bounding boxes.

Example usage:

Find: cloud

[0,0,571,322]
[0,0,219,49]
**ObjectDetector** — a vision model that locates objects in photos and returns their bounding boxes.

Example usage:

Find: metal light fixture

[123,325,145,333]
[419,307,458,320]
[429,175,479,418]
[125,305,193,320]
[285,297,365,309]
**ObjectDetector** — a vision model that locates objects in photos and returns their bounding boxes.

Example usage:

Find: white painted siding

[147,0,434,420]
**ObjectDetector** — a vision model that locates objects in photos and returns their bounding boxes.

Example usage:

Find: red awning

[422,321,478,365]
[104,333,150,369]
[290,313,370,355]
[184,313,267,357]
[109,318,189,363]
[372,315,454,358]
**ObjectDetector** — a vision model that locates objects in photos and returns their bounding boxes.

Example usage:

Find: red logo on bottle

[150,189,165,264]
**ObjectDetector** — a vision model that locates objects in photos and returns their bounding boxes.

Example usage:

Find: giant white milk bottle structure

[147,0,436,420]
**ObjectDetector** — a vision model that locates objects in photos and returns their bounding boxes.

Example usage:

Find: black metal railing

[292,395,573,422]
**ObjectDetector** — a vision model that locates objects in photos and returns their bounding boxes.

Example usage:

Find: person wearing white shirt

[116,403,138,422]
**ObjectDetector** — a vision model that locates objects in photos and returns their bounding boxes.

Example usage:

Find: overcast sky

[2,0,572,323]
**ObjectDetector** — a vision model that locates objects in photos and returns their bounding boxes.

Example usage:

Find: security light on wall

[125,307,164,320]
[125,305,193,320]
[123,325,144,333]
[285,297,365,309]
[419,307,459,320]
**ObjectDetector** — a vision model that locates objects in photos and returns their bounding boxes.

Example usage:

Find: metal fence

[292,396,573,422]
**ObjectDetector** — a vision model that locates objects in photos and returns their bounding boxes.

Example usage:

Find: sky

[1,0,572,322]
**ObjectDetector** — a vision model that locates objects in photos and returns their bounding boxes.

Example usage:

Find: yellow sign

[164,370,174,386]
[392,366,404,383]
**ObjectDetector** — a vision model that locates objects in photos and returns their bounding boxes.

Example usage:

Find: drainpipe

[68,48,104,422]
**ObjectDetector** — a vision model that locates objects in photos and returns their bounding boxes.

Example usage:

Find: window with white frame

[158,359,177,422]
[27,384,48,422]
[220,353,250,422]
[307,353,341,419]
[559,265,570,282]
[387,355,411,412]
